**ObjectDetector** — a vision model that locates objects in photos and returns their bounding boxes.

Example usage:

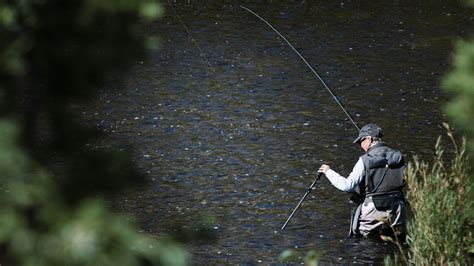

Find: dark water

[84,1,473,264]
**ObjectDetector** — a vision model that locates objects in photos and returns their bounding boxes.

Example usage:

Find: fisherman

[318,123,407,238]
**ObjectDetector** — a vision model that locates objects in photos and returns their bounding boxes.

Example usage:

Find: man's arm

[323,158,365,192]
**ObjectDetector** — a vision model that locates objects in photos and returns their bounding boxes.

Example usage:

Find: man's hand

[318,164,330,173]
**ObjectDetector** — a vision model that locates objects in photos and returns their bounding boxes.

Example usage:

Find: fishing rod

[168,0,216,72]
[281,172,323,230]
[240,6,361,230]
[240,6,360,131]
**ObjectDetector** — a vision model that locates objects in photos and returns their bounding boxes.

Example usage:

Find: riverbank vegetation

[406,126,471,265]
[386,1,474,263]
[404,2,474,262]
[385,125,472,265]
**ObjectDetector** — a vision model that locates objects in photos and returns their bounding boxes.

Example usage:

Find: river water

[83,1,473,264]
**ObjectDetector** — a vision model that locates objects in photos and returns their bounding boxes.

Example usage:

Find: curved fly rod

[168,0,216,72]
[240,5,359,131]
[240,6,360,230]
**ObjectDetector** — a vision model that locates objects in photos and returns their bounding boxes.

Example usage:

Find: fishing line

[240,6,360,131]
[167,0,216,73]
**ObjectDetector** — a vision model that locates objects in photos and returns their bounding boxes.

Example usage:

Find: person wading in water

[318,124,407,238]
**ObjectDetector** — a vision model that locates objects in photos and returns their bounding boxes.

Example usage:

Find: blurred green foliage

[278,249,321,265]
[278,249,299,263]
[0,0,190,265]
[0,118,189,265]
[443,40,474,155]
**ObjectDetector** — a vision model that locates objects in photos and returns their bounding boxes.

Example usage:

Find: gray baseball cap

[353,123,383,144]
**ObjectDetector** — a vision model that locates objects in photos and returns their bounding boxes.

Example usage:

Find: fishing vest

[359,143,406,198]
[348,143,407,236]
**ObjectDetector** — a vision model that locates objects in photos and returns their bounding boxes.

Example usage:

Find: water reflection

[85,1,473,264]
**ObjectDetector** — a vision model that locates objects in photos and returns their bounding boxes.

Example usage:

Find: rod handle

[281,172,323,230]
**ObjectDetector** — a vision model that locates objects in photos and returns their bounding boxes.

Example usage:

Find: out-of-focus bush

[0,1,191,265]
[0,118,190,265]
[443,40,474,156]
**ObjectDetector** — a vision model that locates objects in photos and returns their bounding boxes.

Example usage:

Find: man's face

[360,137,372,152]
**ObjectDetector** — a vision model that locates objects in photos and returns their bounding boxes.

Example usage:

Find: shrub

[404,124,472,265]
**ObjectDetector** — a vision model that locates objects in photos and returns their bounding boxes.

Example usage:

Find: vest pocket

[371,192,404,211]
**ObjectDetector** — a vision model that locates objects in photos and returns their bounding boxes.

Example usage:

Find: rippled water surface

[83,1,473,264]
